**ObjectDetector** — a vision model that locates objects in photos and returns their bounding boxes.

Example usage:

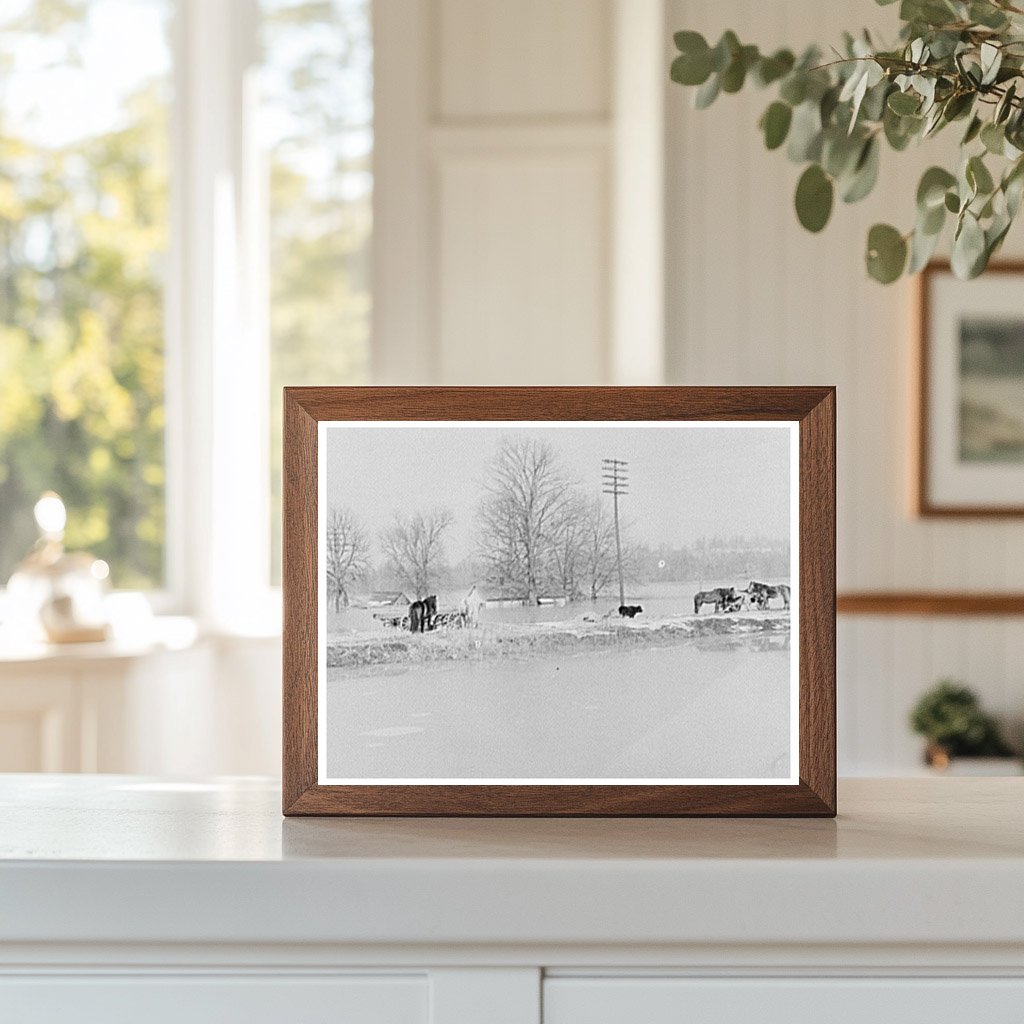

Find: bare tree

[547,495,588,601]
[380,507,454,598]
[477,439,572,604]
[324,507,371,611]
[579,496,619,601]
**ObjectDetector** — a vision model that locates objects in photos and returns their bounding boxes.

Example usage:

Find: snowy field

[323,607,792,781]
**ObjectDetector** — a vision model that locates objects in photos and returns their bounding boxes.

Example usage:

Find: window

[262,0,373,581]
[0,0,374,615]
[0,0,172,589]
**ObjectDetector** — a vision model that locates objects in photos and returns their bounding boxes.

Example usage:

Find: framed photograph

[283,387,835,816]
[918,261,1024,516]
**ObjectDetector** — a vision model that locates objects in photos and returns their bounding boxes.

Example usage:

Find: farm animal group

[693,581,790,615]
[377,585,486,633]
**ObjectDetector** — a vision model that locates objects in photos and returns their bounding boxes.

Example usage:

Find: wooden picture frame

[283,387,836,817]
[917,260,1024,517]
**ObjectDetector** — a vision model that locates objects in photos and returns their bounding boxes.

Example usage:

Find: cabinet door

[544,977,1024,1024]
[0,974,428,1024]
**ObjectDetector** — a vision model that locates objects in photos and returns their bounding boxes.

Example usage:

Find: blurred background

[1,0,1021,778]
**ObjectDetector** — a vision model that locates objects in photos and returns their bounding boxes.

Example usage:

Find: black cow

[618,604,643,618]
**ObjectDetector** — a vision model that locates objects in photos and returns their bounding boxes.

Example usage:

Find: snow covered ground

[322,610,793,782]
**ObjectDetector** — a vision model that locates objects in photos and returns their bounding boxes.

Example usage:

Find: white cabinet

[2,777,1024,1024]
[1,975,428,1024]
[544,978,1024,1024]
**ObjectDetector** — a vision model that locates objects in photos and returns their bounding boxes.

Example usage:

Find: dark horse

[694,587,736,614]
[408,595,437,633]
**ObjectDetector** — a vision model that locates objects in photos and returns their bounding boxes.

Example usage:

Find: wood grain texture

[916,261,1024,518]
[282,392,319,812]
[838,592,1024,616]
[282,387,836,817]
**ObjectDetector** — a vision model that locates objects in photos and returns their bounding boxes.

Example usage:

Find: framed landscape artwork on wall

[918,262,1024,516]
[282,387,835,816]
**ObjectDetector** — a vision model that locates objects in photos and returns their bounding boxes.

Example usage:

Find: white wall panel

[666,0,1024,773]
[437,151,608,384]
[438,0,610,120]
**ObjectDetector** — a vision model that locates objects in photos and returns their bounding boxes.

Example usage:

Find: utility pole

[602,458,628,608]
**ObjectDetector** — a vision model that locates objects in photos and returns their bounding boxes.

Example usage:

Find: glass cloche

[5,493,111,644]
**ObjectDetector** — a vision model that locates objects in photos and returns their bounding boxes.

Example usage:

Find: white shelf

[1,776,1023,951]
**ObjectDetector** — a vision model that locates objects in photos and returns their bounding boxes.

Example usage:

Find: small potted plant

[909,680,1019,773]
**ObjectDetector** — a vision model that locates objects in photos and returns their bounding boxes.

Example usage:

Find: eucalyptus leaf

[866,223,908,283]
[795,164,834,232]
[822,128,863,178]
[981,121,1006,155]
[951,211,986,278]
[820,85,841,126]
[861,79,892,122]
[962,115,983,145]
[779,73,807,106]
[980,42,1003,86]
[710,31,740,73]
[787,101,823,162]
[754,49,795,87]
[1004,158,1024,216]
[922,107,943,137]
[842,137,881,203]
[921,202,945,235]
[970,2,1009,29]
[942,91,974,122]
[721,45,759,93]
[884,106,922,150]
[760,101,793,150]
[967,154,995,195]
[694,73,721,109]
[996,82,1017,124]
[671,51,712,87]
[917,166,957,210]
[888,90,921,115]
[908,221,942,273]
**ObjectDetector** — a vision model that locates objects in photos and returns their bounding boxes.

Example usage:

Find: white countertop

[2,776,1023,951]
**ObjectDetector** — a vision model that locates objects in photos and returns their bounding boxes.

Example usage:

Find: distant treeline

[365,535,791,597]
[633,536,791,585]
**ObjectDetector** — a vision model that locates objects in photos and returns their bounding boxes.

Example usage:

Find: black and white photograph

[317,421,799,785]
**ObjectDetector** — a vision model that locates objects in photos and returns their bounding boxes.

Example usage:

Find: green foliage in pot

[670,0,1024,283]
[909,679,1015,757]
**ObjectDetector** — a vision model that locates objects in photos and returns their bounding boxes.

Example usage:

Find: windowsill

[0,615,202,666]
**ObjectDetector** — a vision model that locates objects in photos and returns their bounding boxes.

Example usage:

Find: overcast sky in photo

[324,424,793,563]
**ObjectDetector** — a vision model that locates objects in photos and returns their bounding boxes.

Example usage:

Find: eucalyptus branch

[670,0,1024,283]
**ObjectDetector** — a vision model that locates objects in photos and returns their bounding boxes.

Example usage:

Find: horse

[408,595,438,633]
[746,581,790,610]
[460,584,484,627]
[694,587,736,614]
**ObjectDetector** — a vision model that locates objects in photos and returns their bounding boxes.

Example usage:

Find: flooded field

[326,580,790,634]
[324,627,792,781]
